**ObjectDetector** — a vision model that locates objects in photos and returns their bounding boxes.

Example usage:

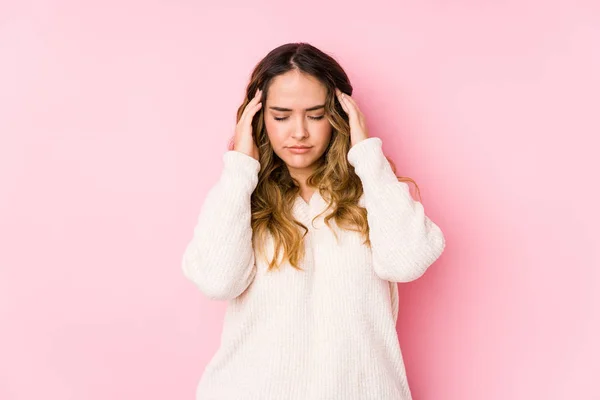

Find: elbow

[198,281,247,301]
[374,226,446,283]
[186,270,241,300]
[181,249,255,301]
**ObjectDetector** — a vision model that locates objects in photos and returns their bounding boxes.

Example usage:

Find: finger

[345,100,364,125]
[339,97,349,114]
[243,100,262,124]
[345,94,365,123]
[335,89,349,114]
[241,89,262,121]
[340,93,359,122]
[250,100,263,119]
[342,93,360,113]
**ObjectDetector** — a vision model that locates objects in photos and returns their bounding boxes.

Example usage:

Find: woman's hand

[234,88,262,161]
[335,88,370,148]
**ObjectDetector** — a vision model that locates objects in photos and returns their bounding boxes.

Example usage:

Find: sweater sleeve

[181,150,260,300]
[347,137,446,282]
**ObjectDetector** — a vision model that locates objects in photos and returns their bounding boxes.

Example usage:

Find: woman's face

[263,70,333,181]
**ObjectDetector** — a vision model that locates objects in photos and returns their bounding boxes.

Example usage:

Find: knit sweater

[181,136,445,400]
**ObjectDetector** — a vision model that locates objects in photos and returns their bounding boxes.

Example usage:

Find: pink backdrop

[1,1,598,399]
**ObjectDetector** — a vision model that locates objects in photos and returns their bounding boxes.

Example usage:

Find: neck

[287,167,313,189]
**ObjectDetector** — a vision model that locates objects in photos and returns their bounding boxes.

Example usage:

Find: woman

[181,42,445,400]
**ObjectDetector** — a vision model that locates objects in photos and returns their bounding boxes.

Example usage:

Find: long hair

[227,42,420,271]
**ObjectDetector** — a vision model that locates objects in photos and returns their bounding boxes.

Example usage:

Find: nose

[291,116,308,139]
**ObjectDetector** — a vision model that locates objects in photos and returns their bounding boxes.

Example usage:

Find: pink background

[1,1,599,399]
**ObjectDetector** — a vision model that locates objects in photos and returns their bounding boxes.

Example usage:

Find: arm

[181,150,260,300]
[348,137,446,282]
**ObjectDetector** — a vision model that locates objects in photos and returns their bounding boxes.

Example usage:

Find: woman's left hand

[335,88,370,148]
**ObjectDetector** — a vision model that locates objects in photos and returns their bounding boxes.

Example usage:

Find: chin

[282,156,318,169]
[284,158,312,168]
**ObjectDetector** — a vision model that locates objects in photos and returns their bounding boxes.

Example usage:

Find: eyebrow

[268,104,325,112]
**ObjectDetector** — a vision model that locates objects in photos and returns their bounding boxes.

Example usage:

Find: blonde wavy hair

[228,43,420,271]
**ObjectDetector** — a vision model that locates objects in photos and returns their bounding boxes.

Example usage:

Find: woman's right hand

[233,88,262,161]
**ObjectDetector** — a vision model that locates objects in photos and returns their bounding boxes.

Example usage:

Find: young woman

[181,42,445,400]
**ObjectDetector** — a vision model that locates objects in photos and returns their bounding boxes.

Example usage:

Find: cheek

[321,121,333,134]
[264,119,285,144]
[316,122,333,143]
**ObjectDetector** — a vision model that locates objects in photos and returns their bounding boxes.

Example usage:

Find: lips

[287,146,312,154]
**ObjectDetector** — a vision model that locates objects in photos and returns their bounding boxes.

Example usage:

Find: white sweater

[182,137,445,400]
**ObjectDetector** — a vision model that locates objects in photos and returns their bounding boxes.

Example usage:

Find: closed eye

[274,115,325,121]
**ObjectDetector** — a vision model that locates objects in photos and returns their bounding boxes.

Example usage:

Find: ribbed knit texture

[181,137,446,400]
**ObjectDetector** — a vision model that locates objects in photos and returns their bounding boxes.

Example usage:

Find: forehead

[266,70,327,108]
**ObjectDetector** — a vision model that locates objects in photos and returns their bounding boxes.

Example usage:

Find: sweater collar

[292,190,333,224]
